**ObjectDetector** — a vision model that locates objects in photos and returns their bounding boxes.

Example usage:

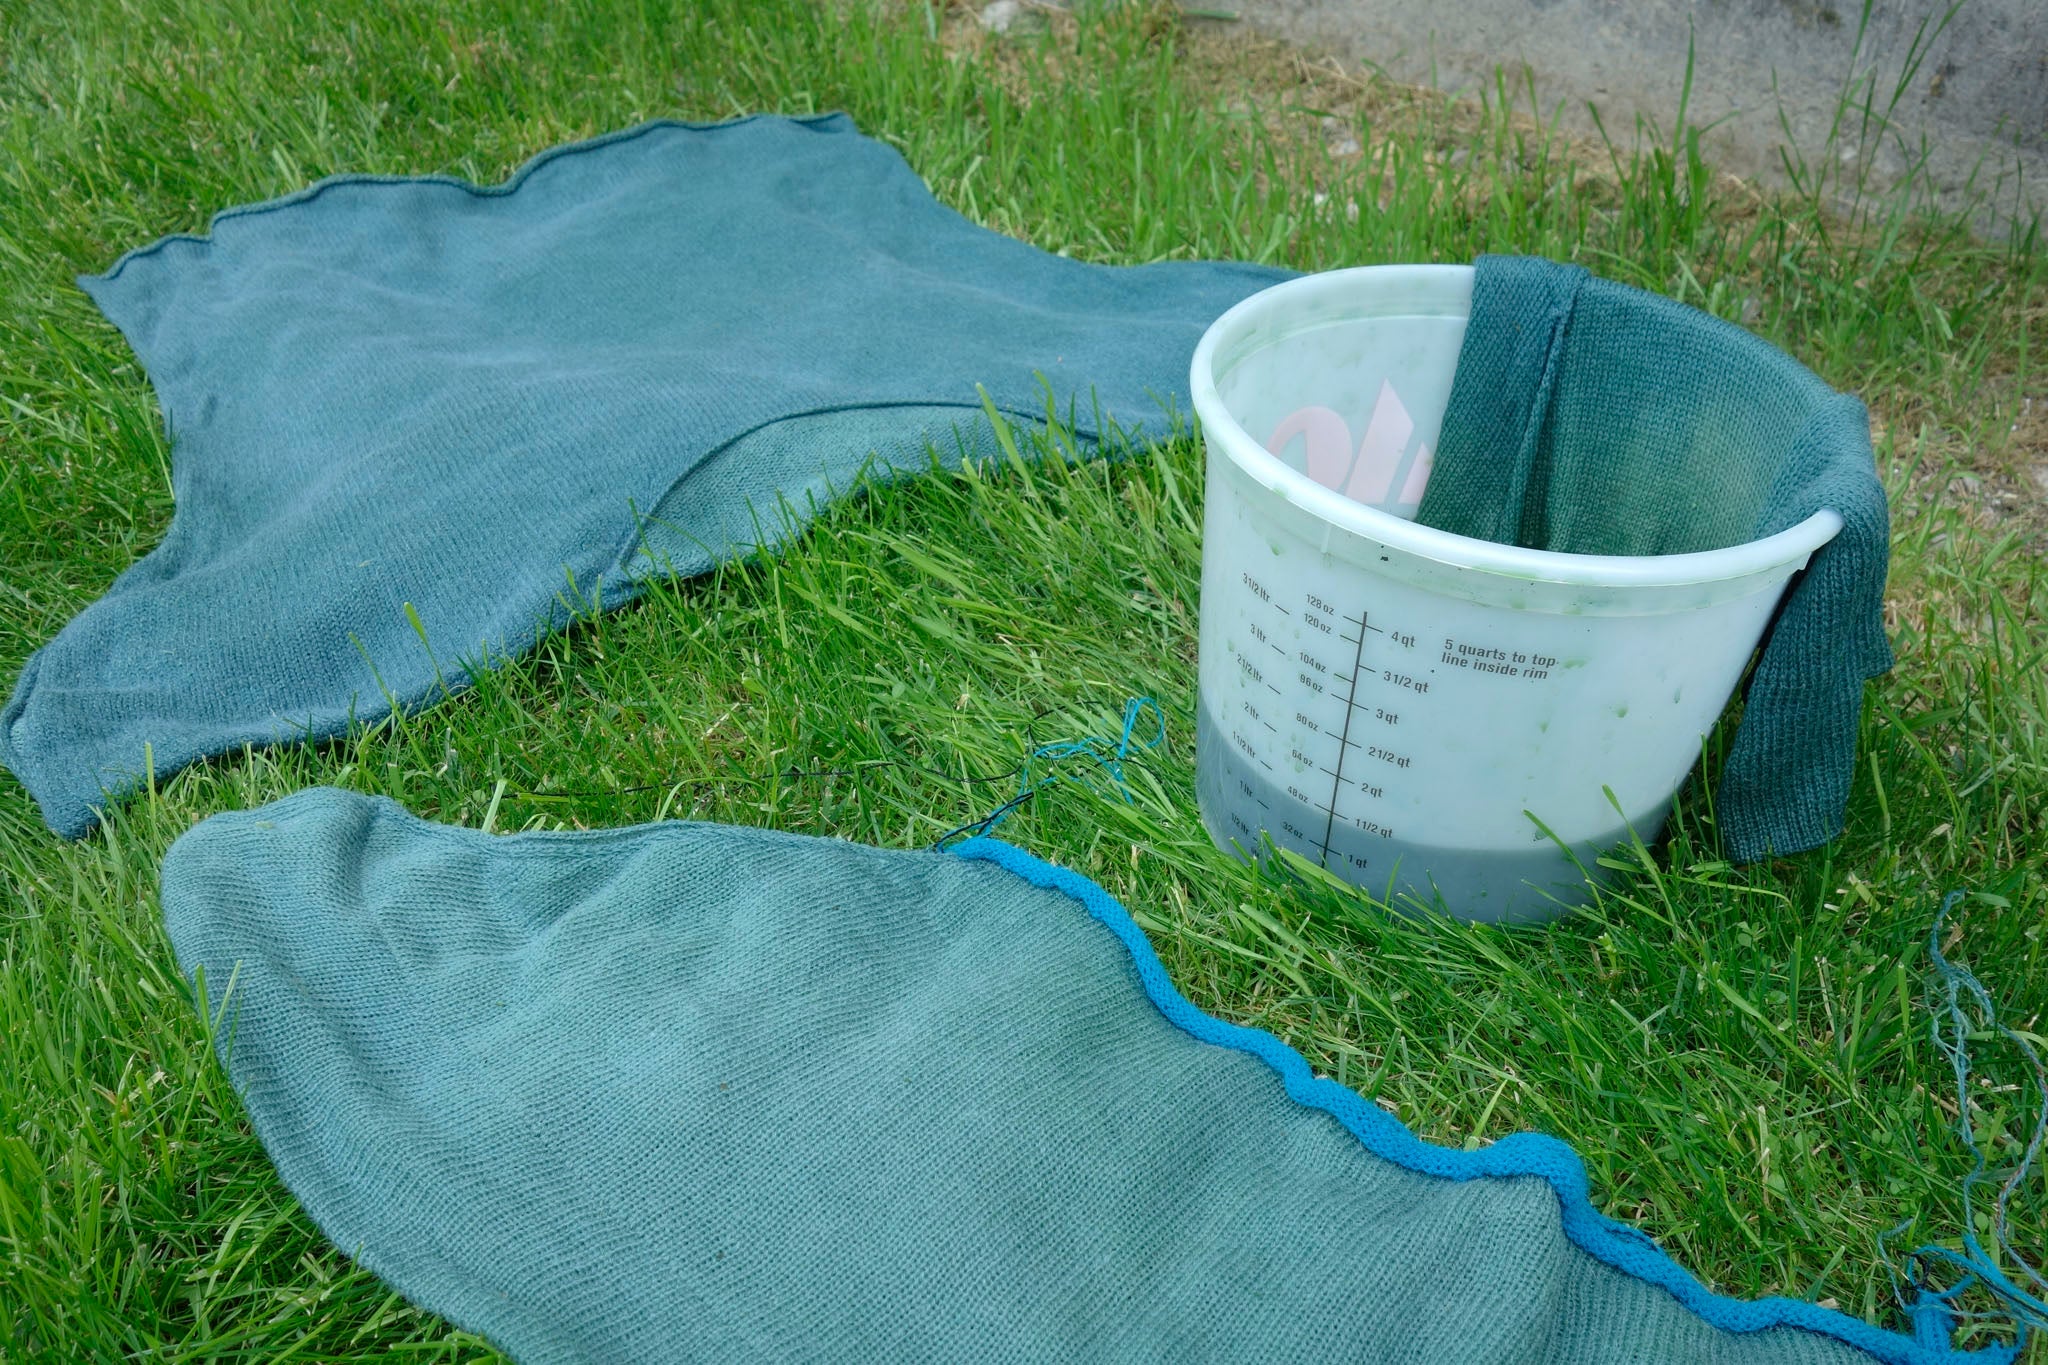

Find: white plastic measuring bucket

[1189,265,1843,924]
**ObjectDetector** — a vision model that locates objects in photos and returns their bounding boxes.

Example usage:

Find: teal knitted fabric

[158,788,1999,1365]
[0,114,1286,838]
[1418,256,1893,861]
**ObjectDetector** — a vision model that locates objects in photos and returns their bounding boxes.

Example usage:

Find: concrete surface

[1217,0,2045,230]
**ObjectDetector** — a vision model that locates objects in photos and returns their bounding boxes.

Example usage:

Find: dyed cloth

[0,114,1284,837]
[1419,257,1893,860]
[158,788,1994,1364]
[4,125,1881,869]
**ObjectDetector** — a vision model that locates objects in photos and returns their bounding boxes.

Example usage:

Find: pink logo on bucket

[1267,380,1433,518]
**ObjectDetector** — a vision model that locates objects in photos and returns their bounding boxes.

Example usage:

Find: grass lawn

[2,0,2043,1357]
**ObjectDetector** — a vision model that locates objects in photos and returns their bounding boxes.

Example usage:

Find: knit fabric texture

[1418,255,1894,862]
[0,114,1286,838]
[158,787,1999,1365]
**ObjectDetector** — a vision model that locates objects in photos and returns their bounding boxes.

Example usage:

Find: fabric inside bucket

[1420,256,1895,861]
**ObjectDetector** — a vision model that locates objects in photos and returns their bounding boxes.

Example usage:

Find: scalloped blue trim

[947,835,2013,1365]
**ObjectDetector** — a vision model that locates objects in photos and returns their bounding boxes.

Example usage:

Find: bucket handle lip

[1201,262,1479,371]
[1190,269,1847,589]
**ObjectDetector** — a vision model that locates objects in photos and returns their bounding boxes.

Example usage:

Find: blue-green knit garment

[159,788,1999,1365]
[0,114,1286,838]
[1417,257,1893,861]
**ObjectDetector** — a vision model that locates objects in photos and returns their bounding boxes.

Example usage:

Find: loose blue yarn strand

[1882,891,2048,1352]
[934,698,1166,848]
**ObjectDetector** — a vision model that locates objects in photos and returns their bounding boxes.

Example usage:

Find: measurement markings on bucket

[1229,714,1278,774]
[1235,652,1287,699]
[1317,611,1383,867]
[1239,696,1280,737]
[1249,619,1290,662]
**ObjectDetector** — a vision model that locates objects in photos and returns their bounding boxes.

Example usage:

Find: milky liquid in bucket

[1189,266,1841,924]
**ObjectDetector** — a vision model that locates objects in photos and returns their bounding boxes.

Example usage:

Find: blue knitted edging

[947,835,2012,1365]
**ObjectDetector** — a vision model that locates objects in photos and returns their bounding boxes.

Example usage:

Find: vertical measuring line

[1319,610,1373,866]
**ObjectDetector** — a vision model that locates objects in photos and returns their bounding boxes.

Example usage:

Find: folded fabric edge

[79,111,857,287]
[0,392,1147,842]
[946,835,2008,1365]
[0,649,52,817]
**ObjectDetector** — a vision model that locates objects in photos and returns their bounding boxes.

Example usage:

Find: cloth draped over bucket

[0,114,1286,838]
[1420,256,1893,862]
[159,787,1995,1365]
[2,119,1885,867]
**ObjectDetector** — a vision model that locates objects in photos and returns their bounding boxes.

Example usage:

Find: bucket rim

[1190,264,1845,588]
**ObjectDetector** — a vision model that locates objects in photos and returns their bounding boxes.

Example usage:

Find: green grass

[1,0,2044,1357]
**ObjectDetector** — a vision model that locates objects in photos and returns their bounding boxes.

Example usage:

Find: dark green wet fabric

[1419,256,1893,862]
[158,787,1982,1365]
[0,114,1286,838]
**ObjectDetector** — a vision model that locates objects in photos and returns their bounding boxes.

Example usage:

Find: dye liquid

[1194,706,1648,924]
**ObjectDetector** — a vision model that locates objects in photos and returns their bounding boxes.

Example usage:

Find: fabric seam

[82,113,852,285]
[608,398,1112,582]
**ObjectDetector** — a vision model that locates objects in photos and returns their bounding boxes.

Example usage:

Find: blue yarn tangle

[934,697,1167,849]
[1881,890,2048,1357]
